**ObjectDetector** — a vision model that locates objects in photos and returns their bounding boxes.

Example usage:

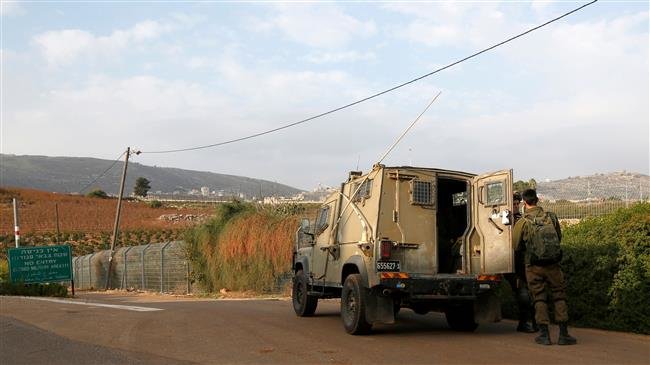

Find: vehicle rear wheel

[292,270,318,316]
[445,302,478,332]
[341,274,372,335]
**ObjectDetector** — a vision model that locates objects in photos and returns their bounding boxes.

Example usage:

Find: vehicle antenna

[331,91,442,237]
[376,91,441,165]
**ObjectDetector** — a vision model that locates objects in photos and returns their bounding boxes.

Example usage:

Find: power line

[140,0,598,155]
[78,150,127,194]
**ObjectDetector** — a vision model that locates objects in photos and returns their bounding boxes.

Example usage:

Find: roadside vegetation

[501,203,650,334]
[185,202,316,293]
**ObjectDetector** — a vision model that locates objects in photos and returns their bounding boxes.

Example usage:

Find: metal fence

[535,174,649,220]
[73,241,191,294]
[538,200,646,220]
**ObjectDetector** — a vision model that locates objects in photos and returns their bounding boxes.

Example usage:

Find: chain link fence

[536,173,649,220]
[73,241,192,294]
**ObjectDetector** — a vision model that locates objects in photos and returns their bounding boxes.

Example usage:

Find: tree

[86,189,109,199]
[133,177,151,197]
[513,179,538,193]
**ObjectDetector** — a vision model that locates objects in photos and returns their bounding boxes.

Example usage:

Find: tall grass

[185,201,301,293]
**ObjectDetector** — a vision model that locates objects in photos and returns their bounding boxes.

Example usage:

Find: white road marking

[18,297,164,312]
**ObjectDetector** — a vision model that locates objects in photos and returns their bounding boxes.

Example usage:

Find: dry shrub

[185,201,302,293]
[215,214,297,292]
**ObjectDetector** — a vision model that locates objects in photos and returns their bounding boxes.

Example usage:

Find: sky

[1,1,648,190]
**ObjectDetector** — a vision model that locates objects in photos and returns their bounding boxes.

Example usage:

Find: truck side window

[353,179,372,202]
[315,205,331,234]
[486,181,505,206]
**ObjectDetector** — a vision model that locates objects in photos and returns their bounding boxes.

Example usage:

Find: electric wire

[78,151,127,194]
[139,0,598,155]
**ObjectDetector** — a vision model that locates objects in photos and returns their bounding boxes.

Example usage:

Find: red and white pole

[13,198,20,247]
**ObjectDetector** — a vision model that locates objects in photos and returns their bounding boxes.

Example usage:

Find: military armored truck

[292,164,514,334]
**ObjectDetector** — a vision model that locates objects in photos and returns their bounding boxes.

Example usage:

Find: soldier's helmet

[513,191,522,202]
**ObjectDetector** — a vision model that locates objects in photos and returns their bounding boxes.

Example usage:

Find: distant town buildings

[144,182,337,204]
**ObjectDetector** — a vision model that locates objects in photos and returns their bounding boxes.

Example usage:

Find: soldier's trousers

[504,273,533,322]
[525,263,569,325]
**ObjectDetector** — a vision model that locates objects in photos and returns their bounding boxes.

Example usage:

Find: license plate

[376,260,400,272]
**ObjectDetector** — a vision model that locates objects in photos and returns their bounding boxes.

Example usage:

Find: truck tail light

[477,274,501,282]
[380,240,392,259]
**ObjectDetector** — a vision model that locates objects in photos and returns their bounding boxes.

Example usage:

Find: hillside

[537,171,649,201]
[0,154,303,198]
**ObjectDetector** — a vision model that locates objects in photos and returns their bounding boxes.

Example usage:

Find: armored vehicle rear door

[470,169,513,274]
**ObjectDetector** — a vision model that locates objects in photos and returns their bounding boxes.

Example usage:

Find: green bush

[149,200,163,208]
[185,201,254,292]
[86,189,109,199]
[562,203,649,333]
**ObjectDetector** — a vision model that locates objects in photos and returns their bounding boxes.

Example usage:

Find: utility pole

[105,147,131,290]
[13,198,20,247]
[55,203,61,242]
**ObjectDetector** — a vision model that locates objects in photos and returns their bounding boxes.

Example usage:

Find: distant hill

[537,171,650,201]
[0,154,303,198]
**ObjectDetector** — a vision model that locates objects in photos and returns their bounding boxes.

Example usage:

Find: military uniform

[512,206,569,325]
[505,205,536,332]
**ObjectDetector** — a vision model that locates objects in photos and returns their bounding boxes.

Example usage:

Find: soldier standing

[506,192,537,333]
[513,189,577,345]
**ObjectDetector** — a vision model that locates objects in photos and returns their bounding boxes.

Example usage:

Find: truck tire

[292,270,318,316]
[341,274,372,335]
[445,302,478,332]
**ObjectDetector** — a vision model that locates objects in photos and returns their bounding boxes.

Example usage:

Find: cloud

[33,20,176,66]
[2,40,415,188]
[249,4,377,48]
[0,1,24,16]
[303,51,376,64]
[4,4,648,189]
[531,0,555,15]
[384,3,516,48]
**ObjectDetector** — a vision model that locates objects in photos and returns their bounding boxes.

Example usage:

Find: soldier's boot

[516,313,536,333]
[531,317,539,332]
[535,324,552,345]
[557,323,577,345]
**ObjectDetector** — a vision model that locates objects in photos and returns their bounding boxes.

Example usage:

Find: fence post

[160,242,172,293]
[72,257,78,290]
[122,247,133,290]
[186,260,191,295]
[141,244,151,291]
[78,256,84,290]
[88,253,96,289]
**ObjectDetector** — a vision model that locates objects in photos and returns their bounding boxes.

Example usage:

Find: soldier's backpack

[525,212,562,265]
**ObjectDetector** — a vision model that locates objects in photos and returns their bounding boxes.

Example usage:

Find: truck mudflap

[474,291,502,323]
[365,287,396,325]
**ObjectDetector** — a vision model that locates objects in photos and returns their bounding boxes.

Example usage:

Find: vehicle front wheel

[292,270,318,316]
[445,302,478,332]
[341,274,372,335]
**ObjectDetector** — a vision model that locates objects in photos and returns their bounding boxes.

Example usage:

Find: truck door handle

[487,217,503,233]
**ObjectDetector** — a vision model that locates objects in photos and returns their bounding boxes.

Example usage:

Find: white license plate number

[376,260,400,272]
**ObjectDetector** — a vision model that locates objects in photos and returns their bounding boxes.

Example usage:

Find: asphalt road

[1,293,648,365]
